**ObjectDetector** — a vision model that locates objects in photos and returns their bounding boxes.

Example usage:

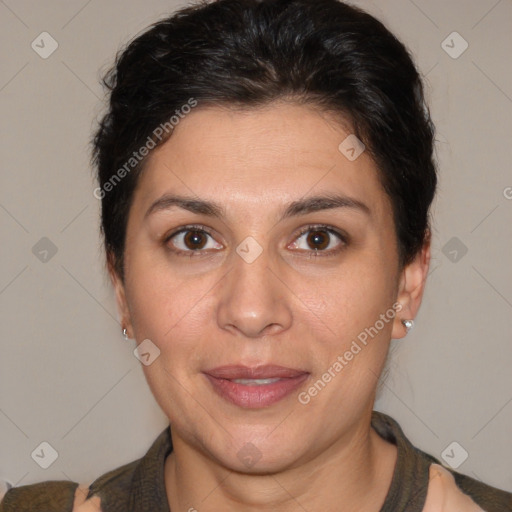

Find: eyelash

[164,224,348,258]
[294,224,348,258]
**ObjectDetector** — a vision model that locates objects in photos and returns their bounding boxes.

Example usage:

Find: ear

[108,254,134,339]
[391,230,431,340]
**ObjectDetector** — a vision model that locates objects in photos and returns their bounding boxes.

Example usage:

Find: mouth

[203,365,310,409]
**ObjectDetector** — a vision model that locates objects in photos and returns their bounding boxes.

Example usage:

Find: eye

[166,226,223,255]
[165,224,346,258]
[289,225,347,255]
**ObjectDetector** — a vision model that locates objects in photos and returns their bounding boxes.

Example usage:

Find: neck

[164,411,397,512]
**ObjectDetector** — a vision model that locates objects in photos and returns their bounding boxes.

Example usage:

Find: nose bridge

[233,240,273,299]
[216,237,292,337]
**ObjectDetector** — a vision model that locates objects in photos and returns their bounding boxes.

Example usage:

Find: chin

[209,435,303,476]
[226,454,298,476]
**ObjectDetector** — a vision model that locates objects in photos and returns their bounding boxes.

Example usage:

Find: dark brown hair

[93,0,437,280]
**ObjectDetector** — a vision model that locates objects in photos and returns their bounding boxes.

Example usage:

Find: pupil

[307,230,329,250]
[184,230,206,250]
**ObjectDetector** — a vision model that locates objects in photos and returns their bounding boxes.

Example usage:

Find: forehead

[132,103,391,221]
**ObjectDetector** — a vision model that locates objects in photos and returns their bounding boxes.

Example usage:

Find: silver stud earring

[122,327,129,341]
[401,319,414,333]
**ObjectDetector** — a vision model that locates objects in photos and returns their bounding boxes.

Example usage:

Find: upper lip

[204,365,309,380]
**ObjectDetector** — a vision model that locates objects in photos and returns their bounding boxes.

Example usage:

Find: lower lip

[204,373,310,409]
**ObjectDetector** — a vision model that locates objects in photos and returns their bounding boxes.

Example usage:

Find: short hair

[93,0,437,280]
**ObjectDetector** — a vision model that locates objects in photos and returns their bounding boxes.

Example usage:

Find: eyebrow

[144,192,371,220]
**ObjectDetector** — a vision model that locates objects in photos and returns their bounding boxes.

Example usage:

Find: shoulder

[424,463,512,512]
[73,485,102,511]
[374,411,512,512]
[0,427,170,512]
[450,465,512,512]
[0,480,96,511]
[0,480,103,512]
[372,411,512,512]
[0,457,140,512]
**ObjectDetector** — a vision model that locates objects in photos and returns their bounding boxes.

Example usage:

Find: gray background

[1,0,511,494]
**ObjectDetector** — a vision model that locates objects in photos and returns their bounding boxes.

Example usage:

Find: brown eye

[167,227,223,254]
[183,230,208,250]
[306,230,330,250]
[289,225,346,255]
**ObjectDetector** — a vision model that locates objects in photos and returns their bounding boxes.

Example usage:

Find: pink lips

[203,365,310,409]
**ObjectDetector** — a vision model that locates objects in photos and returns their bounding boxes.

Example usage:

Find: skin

[110,101,431,512]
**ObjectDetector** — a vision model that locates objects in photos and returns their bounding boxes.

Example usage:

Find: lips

[205,365,308,380]
[203,365,310,408]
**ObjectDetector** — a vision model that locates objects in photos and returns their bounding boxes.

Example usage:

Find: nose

[216,242,293,338]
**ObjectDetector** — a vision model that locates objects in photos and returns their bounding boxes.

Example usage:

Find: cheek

[125,254,210,341]
[296,272,396,417]
[126,266,213,417]
[305,257,395,339]
[125,263,221,416]
[297,256,396,403]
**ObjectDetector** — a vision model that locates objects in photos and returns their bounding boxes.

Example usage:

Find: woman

[2,0,511,510]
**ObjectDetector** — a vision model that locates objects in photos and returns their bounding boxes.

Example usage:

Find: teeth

[231,378,282,385]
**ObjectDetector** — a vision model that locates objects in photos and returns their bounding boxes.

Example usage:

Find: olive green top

[1,411,511,511]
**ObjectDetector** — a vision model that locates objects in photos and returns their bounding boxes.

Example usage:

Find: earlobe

[108,257,133,339]
[392,233,431,340]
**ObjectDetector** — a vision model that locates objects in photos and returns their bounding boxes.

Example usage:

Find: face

[112,102,429,473]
